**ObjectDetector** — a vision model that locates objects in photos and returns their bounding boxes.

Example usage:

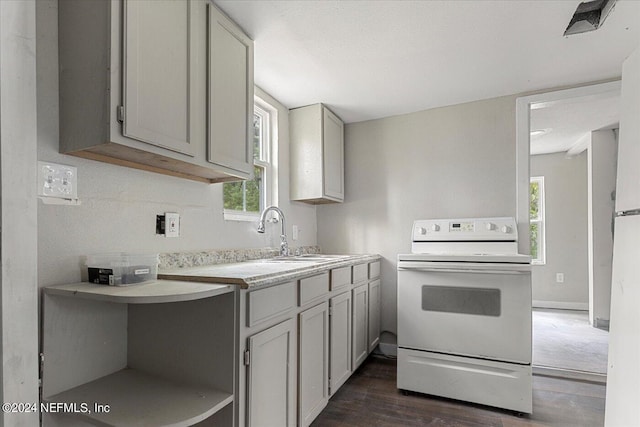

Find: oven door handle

[398,262,531,274]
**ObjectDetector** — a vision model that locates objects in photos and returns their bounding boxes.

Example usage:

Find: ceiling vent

[564,0,617,36]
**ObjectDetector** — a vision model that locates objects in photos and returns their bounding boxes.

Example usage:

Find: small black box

[88,267,115,285]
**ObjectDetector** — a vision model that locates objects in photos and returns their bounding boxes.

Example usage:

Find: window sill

[223,210,259,222]
[531,260,546,266]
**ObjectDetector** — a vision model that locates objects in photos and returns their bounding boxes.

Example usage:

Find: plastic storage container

[86,253,158,286]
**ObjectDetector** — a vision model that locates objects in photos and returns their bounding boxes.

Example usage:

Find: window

[530,176,545,264]
[223,99,275,221]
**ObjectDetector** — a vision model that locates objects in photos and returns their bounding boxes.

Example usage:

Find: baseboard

[532,300,589,311]
[533,365,606,384]
[595,318,610,331]
[377,342,398,357]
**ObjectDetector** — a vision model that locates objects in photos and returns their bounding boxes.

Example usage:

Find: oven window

[421,286,501,316]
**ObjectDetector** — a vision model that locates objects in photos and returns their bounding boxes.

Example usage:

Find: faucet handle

[280,236,290,257]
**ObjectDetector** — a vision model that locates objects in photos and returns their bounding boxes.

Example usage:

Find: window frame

[529,176,546,265]
[223,96,276,221]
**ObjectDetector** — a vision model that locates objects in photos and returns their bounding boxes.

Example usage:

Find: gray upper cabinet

[58,0,253,183]
[290,104,345,203]
[208,3,254,177]
[322,108,344,200]
[122,0,196,156]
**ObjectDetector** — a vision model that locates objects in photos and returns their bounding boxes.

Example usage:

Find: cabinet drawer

[352,264,368,284]
[299,273,330,307]
[369,261,381,279]
[330,267,351,291]
[248,282,296,328]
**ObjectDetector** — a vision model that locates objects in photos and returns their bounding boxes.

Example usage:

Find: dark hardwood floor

[312,355,605,427]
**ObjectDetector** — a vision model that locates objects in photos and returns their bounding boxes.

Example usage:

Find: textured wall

[531,151,589,308]
[317,95,518,344]
[36,0,317,288]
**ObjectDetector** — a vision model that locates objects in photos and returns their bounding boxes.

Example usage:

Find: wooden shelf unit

[44,280,233,304]
[42,281,236,426]
[44,369,233,427]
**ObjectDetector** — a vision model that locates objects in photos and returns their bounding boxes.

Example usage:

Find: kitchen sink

[253,254,350,263]
[249,257,318,264]
[296,254,350,259]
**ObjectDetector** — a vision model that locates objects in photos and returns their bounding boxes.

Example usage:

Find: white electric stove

[397,217,532,413]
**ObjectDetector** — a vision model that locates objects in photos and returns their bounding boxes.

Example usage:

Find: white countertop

[158,254,381,289]
[43,280,234,304]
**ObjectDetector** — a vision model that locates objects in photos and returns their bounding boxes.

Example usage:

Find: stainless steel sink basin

[252,254,350,263]
[296,254,350,259]
[249,257,320,264]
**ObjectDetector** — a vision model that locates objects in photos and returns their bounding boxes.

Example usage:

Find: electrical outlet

[156,213,180,237]
[156,215,166,235]
[292,225,299,241]
[37,161,77,200]
[556,273,564,283]
[165,213,180,237]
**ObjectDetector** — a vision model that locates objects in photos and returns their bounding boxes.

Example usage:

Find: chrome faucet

[257,206,289,257]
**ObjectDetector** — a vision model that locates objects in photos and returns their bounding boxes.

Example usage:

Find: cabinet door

[329,291,352,395]
[323,107,344,200]
[247,319,296,427]
[208,3,253,177]
[368,279,381,352]
[352,284,369,370]
[299,302,329,427]
[122,0,196,156]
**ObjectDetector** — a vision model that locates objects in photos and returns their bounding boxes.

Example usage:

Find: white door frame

[0,0,39,424]
[515,80,622,256]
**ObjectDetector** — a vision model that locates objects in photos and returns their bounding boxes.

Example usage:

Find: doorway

[533,308,608,374]
[516,81,620,380]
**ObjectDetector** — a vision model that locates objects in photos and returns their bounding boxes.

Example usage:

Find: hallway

[533,308,609,375]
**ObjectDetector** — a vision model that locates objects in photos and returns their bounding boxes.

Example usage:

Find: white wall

[36,0,317,289]
[605,44,640,427]
[317,95,518,344]
[530,152,589,309]
[0,0,40,425]
[587,130,617,325]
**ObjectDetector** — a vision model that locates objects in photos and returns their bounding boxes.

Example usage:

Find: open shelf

[43,280,233,304]
[44,368,233,427]
[42,281,236,426]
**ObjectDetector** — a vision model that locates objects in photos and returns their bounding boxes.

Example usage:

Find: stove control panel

[412,217,518,242]
[450,221,474,232]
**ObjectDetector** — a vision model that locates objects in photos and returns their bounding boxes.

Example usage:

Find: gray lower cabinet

[368,278,381,352]
[239,261,381,427]
[58,0,253,183]
[352,283,369,370]
[246,318,296,427]
[329,291,352,396]
[298,302,329,427]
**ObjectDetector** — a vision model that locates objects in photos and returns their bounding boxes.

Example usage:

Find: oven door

[397,261,531,364]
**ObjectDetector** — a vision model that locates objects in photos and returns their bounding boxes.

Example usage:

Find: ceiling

[530,92,620,155]
[214,0,639,124]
